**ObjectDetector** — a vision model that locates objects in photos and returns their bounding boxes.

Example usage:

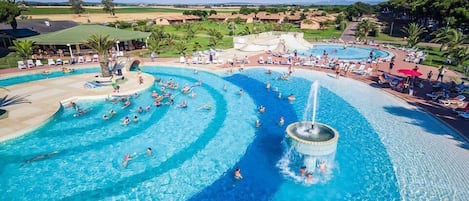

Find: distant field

[22,7,232,15]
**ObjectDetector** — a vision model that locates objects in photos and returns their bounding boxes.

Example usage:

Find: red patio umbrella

[397,69,422,77]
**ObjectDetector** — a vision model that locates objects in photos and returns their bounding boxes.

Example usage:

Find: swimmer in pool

[23,151,59,164]
[122,154,132,168]
[133,115,139,123]
[279,116,285,126]
[299,166,307,176]
[318,161,327,172]
[223,84,227,91]
[306,172,313,182]
[258,105,265,113]
[238,89,243,96]
[234,168,243,180]
[102,114,109,120]
[255,119,261,128]
[122,116,130,125]
[147,147,153,156]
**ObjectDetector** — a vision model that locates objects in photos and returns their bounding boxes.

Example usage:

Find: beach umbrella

[397,69,422,77]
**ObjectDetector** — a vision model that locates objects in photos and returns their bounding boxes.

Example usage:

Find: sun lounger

[35,60,44,67]
[258,57,264,64]
[27,60,35,68]
[458,111,469,119]
[63,60,69,65]
[179,56,185,64]
[77,56,84,64]
[353,64,366,74]
[85,56,92,63]
[439,95,466,107]
[426,91,449,101]
[347,64,357,72]
[17,61,26,69]
[378,73,402,85]
[191,57,198,64]
[56,59,63,65]
[358,67,373,76]
[48,59,55,66]
[266,57,273,64]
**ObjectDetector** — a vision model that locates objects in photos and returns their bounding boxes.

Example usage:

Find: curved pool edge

[309,42,395,61]
[0,72,154,143]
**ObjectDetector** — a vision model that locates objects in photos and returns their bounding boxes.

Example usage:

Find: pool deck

[0,70,154,142]
[0,44,467,142]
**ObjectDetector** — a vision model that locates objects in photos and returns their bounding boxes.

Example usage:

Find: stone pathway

[340,21,357,42]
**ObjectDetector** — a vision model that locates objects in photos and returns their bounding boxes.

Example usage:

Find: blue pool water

[0,68,100,87]
[0,67,400,200]
[304,44,390,61]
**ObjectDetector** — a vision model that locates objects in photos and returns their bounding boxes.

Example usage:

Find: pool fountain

[286,81,339,173]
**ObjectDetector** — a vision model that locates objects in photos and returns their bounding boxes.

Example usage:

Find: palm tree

[401,22,425,48]
[445,29,468,50]
[192,41,202,53]
[84,34,115,77]
[242,25,252,35]
[165,33,177,49]
[146,37,161,59]
[9,40,35,63]
[0,94,31,119]
[444,46,469,67]
[227,22,236,36]
[183,23,196,40]
[356,19,376,42]
[207,28,221,47]
[175,40,188,57]
[431,27,452,51]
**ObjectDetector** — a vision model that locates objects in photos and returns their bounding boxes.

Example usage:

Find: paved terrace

[0,69,154,142]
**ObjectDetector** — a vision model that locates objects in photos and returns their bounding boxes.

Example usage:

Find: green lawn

[299,26,343,41]
[0,52,22,70]
[369,32,403,42]
[381,43,467,74]
[419,46,468,74]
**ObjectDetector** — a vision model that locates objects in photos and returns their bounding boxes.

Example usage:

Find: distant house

[154,15,201,25]
[207,14,231,22]
[286,14,302,25]
[255,12,283,24]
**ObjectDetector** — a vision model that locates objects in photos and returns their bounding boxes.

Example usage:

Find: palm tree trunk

[99,57,111,77]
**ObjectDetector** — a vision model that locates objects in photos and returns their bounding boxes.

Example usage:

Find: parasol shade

[398,69,422,76]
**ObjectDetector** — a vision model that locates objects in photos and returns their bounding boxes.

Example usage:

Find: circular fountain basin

[286,121,339,156]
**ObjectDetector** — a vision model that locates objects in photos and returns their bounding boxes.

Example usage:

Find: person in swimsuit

[234,168,243,180]
[122,154,132,168]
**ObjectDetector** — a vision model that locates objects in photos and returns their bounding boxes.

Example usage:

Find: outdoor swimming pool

[304,44,390,61]
[0,68,100,87]
[1,66,468,200]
